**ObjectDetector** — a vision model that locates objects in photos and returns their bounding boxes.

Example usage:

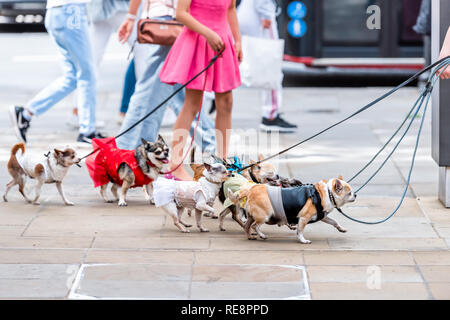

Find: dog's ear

[258,153,264,161]
[54,149,63,156]
[334,178,343,193]
[338,175,343,180]
[157,134,166,145]
[249,160,256,165]
[203,162,212,172]
[141,138,150,146]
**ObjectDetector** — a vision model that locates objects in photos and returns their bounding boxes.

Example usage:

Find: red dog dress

[86,137,154,188]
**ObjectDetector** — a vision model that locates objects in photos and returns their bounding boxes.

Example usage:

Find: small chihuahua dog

[95,136,169,206]
[228,176,356,244]
[153,163,229,233]
[3,142,80,205]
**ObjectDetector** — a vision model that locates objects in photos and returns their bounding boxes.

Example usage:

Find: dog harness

[265,184,325,224]
[86,137,154,188]
[223,173,255,208]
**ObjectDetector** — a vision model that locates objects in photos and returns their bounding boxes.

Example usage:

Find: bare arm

[118,0,142,44]
[227,0,242,62]
[438,27,450,79]
[176,0,224,52]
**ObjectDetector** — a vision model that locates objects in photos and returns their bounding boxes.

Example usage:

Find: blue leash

[336,61,448,224]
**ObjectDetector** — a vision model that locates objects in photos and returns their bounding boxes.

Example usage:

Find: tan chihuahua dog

[3,142,80,205]
[228,176,356,244]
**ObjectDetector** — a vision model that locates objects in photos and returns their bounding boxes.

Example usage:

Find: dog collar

[249,169,259,183]
[328,187,338,208]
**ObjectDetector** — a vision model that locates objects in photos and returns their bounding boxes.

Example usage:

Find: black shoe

[9,105,30,143]
[77,131,107,144]
[260,114,298,133]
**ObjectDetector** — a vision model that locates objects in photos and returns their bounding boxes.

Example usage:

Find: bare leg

[100,183,113,203]
[215,91,233,159]
[169,88,202,180]
[56,182,74,206]
[3,180,17,202]
[321,216,347,233]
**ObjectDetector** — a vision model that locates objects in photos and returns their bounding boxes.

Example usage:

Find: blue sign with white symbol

[288,19,307,38]
[287,1,307,19]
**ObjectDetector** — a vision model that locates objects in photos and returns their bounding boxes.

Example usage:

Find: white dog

[153,163,229,232]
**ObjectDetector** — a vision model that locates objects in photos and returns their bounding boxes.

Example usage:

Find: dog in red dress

[86,135,169,206]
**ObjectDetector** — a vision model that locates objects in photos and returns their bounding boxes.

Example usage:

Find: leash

[237,56,450,173]
[335,60,449,224]
[78,48,225,163]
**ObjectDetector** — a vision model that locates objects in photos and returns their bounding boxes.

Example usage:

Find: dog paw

[248,236,257,240]
[299,239,311,244]
[220,227,226,232]
[199,228,209,232]
[65,201,75,206]
[337,227,347,233]
[118,201,128,207]
[181,229,190,233]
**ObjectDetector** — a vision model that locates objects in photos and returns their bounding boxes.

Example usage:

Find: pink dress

[159,0,241,93]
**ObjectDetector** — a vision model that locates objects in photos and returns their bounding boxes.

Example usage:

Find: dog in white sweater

[153,163,229,233]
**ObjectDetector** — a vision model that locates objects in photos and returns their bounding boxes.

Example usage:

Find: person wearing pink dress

[159,0,242,180]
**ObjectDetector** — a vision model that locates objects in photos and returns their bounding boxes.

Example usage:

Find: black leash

[238,56,450,173]
[78,48,225,162]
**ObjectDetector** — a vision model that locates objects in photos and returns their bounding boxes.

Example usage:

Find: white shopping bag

[239,35,285,89]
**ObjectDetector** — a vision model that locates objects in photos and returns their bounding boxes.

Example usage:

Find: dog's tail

[11,142,25,157]
[8,142,25,173]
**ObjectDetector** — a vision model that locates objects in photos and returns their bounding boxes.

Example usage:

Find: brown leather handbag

[137,19,183,46]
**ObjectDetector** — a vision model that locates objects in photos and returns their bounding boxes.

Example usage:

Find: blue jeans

[116,17,216,152]
[120,59,136,114]
[26,4,96,135]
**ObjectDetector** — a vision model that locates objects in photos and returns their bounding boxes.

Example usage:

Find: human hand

[261,19,271,29]
[206,30,225,52]
[235,41,243,63]
[118,18,134,44]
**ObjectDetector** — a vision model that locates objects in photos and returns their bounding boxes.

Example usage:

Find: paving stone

[0,236,93,249]
[0,264,78,299]
[92,237,210,250]
[307,266,423,283]
[413,251,450,265]
[304,251,414,266]
[418,266,450,282]
[23,215,164,237]
[210,237,330,251]
[309,282,430,300]
[190,282,307,300]
[194,251,304,265]
[85,250,194,264]
[428,283,450,299]
[328,238,447,250]
[192,265,304,282]
[0,249,85,264]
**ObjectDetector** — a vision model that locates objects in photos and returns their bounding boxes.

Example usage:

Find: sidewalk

[1,80,450,298]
